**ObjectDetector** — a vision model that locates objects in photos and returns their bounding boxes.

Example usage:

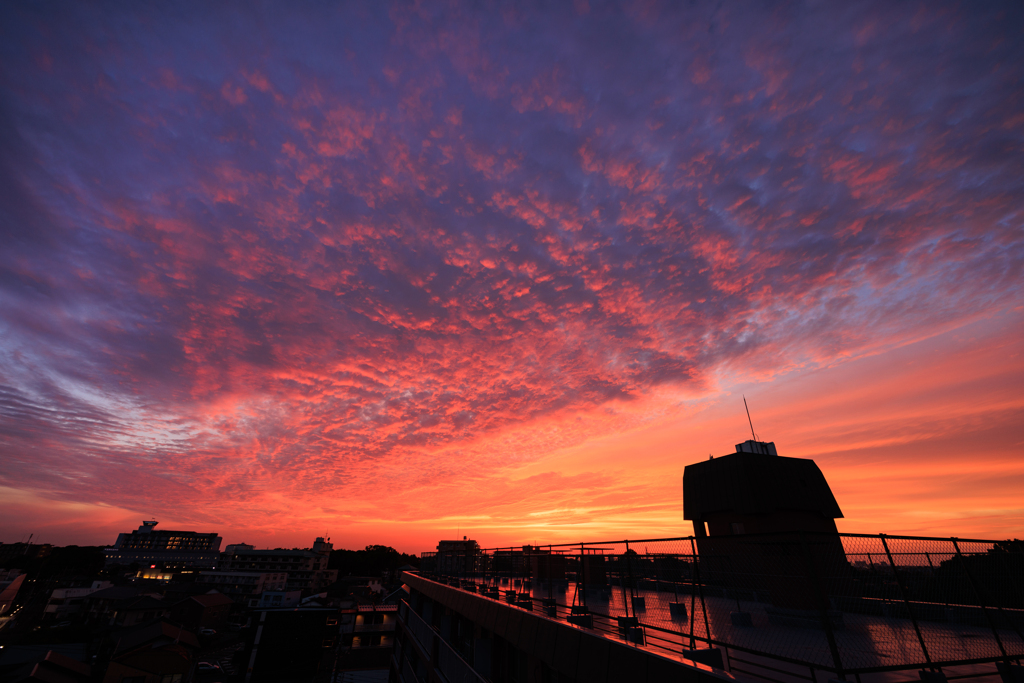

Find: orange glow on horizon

[4,314,1021,554]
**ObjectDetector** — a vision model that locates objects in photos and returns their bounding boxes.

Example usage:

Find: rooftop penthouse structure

[683,440,843,538]
[684,440,850,614]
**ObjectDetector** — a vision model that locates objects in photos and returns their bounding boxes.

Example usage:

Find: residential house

[101,621,198,683]
[169,592,235,630]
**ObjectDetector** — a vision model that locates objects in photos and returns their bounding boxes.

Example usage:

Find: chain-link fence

[418,533,1024,683]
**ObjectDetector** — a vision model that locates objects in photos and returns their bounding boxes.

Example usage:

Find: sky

[1,1,1022,554]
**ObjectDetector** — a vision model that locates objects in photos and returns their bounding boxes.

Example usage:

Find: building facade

[44,581,113,621]
[219,538,336,593]
[104,520,222,570]
[243,606,340,683]
[336,603,396,671]
[432,538,480,577]
[253,590,302,609]
[195,571,287,602]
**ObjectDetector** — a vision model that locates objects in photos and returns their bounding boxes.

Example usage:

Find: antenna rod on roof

[743,396,757,442]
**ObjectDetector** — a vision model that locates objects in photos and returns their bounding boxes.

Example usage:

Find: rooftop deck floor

[461,577,1022,683]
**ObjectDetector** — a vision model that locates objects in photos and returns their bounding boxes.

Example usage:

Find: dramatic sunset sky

[1,2,1022,553]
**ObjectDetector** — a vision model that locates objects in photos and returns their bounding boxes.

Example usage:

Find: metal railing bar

[423,578,1023,676]
[472,532,1011,552]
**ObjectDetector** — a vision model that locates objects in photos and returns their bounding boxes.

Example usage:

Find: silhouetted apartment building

[219,537,337,593]
[433,538,480,576]
[242,606,340,683]
[104,520,222,570]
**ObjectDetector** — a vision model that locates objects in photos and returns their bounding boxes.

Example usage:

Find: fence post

[548,546,554,602]
[626,540,636,605]
[689,546,697,649]
[799,532,846,680]
[526,545,532,587]
[951,538,1010,656]
[690,537,711,647]
[620,546,631,619]
[879,534,934,669]
[579,543,587,608]
[996,546,1024,645]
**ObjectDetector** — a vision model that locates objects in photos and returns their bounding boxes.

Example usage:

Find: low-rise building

[196,571,287,602]
[7,650,91,683]
[44,581,113,621]
[253,590,302,609]
[84,586,163,625]
[111,595,168,627]
[169,592,235,630]
[101,620,199,683]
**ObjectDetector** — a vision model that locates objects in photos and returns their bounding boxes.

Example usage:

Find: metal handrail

[353,622,395,632]
[401,601,486,683]
[468,532,1017,552]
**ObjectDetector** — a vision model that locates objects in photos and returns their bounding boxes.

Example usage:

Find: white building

[44,581,113,620]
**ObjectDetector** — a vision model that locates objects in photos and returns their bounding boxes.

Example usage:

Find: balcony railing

[354,622,395,632]
[419,532,1024,683]
[401,601,486,683]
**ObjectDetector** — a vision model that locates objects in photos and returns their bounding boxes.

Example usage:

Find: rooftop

[419,532,1024,683]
